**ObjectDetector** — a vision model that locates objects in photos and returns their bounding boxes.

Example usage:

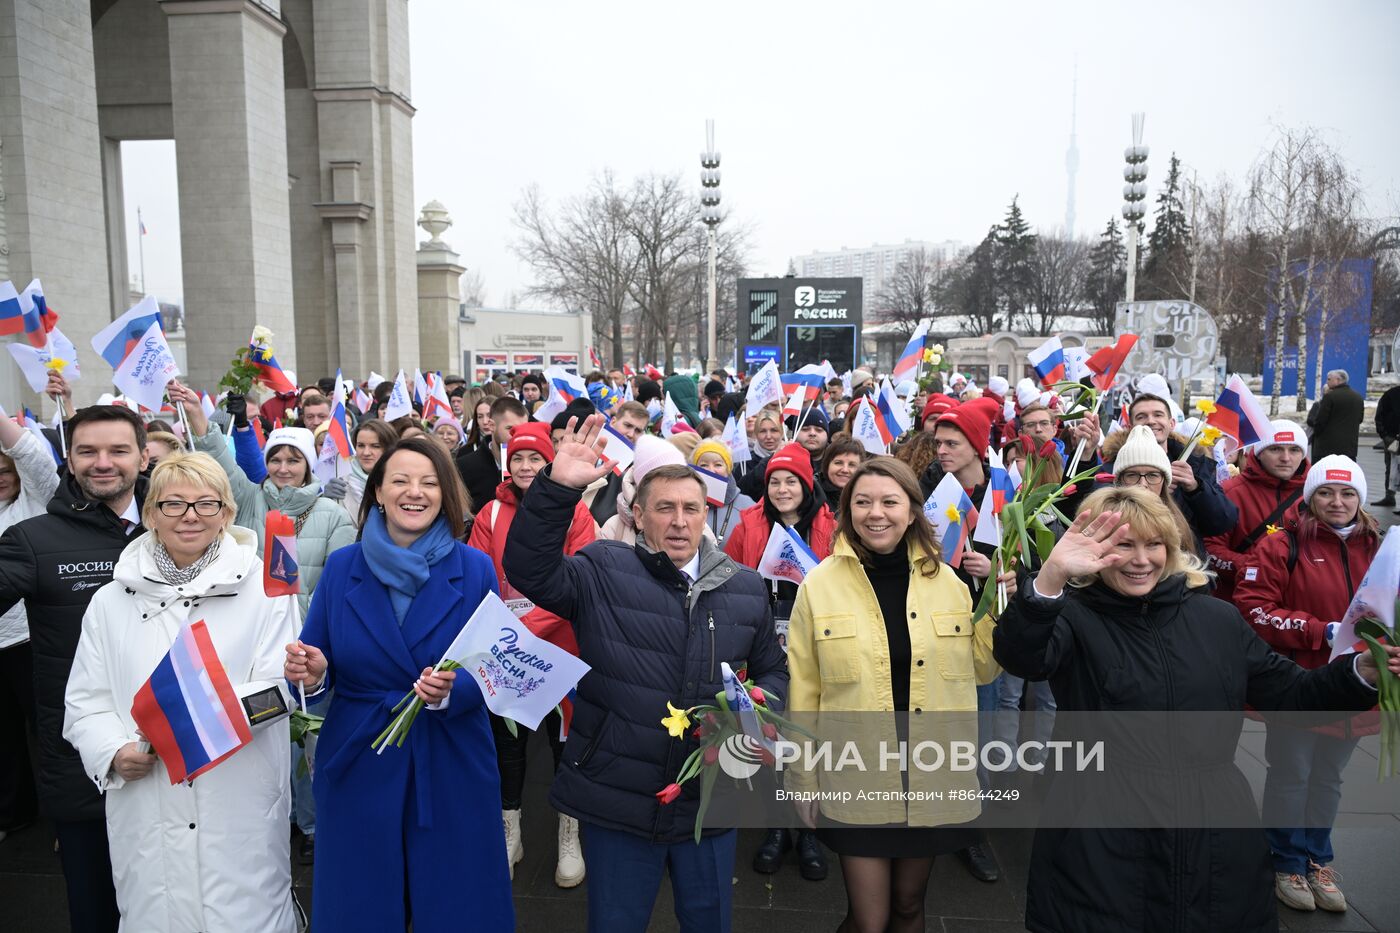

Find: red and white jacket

[1204,452,1307,602]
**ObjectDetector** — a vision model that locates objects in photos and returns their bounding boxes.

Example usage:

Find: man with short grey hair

[1306,368,1363,461]
[504,414,786,932]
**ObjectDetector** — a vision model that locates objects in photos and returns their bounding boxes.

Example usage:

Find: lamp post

[700,119,722,374]
[1121,113,1148,302]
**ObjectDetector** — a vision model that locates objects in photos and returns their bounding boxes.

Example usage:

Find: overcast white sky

[123,0,1400,307]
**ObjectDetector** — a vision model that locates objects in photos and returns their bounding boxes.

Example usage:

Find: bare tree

[874,247,939,338]
[1026,232,1090,336]
[1248,127,1333,415]
[459,268,487,307]
[624,173,708,369]
[512,172,639,368]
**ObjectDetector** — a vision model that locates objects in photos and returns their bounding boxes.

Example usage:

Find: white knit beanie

[1260,419,1307,451]
[1113,425,1172,477]
[1304,455,1366,504]
[264,427,317,469]
[631,435,685,484]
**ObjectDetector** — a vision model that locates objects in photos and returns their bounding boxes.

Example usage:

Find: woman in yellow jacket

[786,457,1002,933]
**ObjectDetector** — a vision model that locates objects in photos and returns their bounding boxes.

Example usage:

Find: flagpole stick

[54,395,67,460]
[171,387,196,451]
[290,595,307,714]
[1066,437,1087,478]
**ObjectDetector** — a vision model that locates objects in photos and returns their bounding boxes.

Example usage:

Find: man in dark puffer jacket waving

[505,413,786,933]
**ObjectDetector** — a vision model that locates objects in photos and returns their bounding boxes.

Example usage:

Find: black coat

[994,574,1378,933]
[503,470,787,843]
[455,442,500,515]
[1375,385,1400,439]
[0,473,147,822]
[1307,383,1364,461]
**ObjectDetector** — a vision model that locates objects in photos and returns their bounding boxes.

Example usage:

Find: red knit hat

[935,397,998,453]
[507,422,555,465]
[921,393,958,426]
[765,441,815,490]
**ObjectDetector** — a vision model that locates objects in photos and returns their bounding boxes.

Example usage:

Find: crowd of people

[0,359,1396,933]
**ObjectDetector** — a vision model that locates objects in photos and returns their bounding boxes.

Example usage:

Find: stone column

[0,0,110,409]
[415,201,464,376]
[162,0,295,390]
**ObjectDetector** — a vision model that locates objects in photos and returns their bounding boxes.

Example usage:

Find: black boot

[957,840,1000,883]
[752,828,790,874]
[1372,494,1395,506]
[795,830,828,881]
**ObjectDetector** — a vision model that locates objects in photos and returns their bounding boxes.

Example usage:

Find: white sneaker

[503,809,524,880]
[1275,871,1315,911]
[554,813,585,888]
[1306,862,1346,912]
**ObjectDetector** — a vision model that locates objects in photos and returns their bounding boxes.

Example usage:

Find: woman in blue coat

[284,436,513,930]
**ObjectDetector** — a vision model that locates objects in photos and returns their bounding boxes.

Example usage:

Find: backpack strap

[1238,490,1303,553]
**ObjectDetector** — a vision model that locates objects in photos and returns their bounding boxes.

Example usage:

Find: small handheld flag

[90,296,179,413]
[721,412,751,462]
[744,359,784,412]
[130,620,253,784]
[892,319,930,384]
[263,511,300,597]
[599,423,636,476]
[1027,336,1066,388]
[1086,334,1139,392]
[383,370,413,421]
[693,464,729,508]
[756,523,820,585]
[925,474,977,569]
[17,279,59,349]
[248,330,296,394]
[1206,375,1274,449]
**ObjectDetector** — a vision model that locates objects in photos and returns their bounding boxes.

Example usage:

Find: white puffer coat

[0,430,60,648]
[63,526,297,932]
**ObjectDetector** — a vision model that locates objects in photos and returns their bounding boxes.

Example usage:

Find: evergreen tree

[1084,218,1126,335]
[937,228,1003,335]
[1142,153,1192,298]
[995,196,1038,330]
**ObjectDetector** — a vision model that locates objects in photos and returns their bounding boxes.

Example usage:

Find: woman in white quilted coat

[63,452,297,932]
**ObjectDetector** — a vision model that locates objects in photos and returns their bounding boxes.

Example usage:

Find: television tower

[1064,62,1079,236]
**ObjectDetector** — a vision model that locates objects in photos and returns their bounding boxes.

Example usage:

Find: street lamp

[700,119,722,374]
[1121,112,1149,302]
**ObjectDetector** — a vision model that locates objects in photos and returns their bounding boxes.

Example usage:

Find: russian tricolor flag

[93,296,164,369]
[984,444,1016,514]
[779,371,824,402]
[15,280,59,349]
[892,319,929,384]
[1207,374,1274,448]
[874,378,912,445]
[1027,336,1066,388]
[248,333,296,395]
[263,510,300,597]
[129,620,253,784]
[757,523,820,585]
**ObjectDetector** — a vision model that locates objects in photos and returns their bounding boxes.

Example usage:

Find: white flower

[250,325,275,346]
[928,354,942,366]
[928,343,945,355]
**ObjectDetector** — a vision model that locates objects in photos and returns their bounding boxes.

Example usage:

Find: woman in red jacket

[723,441,836,882]
[467,421,595,889]
[1233,454,1379,916]
[1205,419,1309,602]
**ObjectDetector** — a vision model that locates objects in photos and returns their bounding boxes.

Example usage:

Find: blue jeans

[1261,725,1359,875]
[580,822,735,933]
[975,680,1000,788]
[993,675,1057,770]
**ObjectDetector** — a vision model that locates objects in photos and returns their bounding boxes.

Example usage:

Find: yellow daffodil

[923,348,936,363]
[1196,400,1216,415]
[1266,524,1280,535]
[46,358,67,374]
[1200,426,1223,445]
[661,701,690,738]
[945,505,962,523]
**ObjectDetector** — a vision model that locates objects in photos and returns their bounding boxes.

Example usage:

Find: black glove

[225,393,249,429]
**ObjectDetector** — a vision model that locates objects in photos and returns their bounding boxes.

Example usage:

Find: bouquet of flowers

[219,324,277,396]
[654,662,814,843]
[1177,399,1225,461]
[371,660,464,752]
[971,381,1103,623]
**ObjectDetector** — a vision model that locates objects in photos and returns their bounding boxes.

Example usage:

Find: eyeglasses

[1118,471,1165,488]
[155,499,225,517]
[1021,420,1054,431]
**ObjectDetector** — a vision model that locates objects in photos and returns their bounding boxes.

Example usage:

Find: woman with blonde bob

[64,452,298,931]
[787,457,1001,933]
[993,485,1399,933]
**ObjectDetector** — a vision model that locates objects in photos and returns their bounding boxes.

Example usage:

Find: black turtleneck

[863,546,913,712]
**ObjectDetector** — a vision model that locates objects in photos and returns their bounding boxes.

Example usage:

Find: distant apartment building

[792,239,966,310]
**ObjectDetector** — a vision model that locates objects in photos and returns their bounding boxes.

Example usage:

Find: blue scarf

[360,507,458,624]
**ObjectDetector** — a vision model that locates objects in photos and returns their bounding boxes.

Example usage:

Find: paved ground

[4,440,1399,932]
